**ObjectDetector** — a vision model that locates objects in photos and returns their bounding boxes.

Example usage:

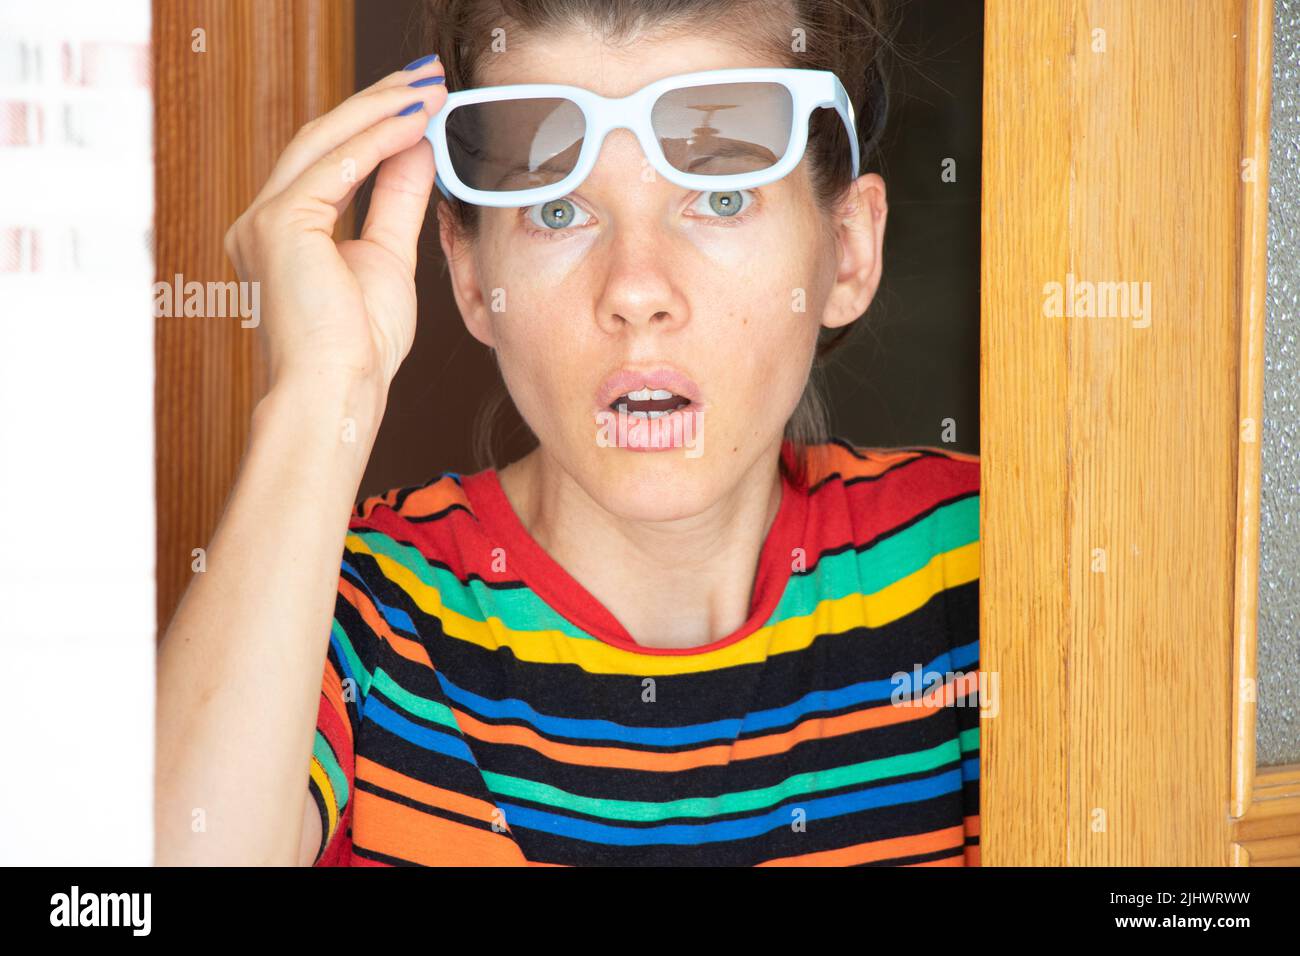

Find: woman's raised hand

[223,56,446,391]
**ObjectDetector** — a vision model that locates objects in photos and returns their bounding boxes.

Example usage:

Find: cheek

[490,317,577,422]
[482,209,597,291]
[691,230,827,440]
[475,269,593,442]
[688,224,825,375]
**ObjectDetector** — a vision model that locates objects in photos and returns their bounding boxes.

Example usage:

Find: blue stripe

[328,625,358,691]
[950,638,978,670]
[364,697,480,764]
[496,768,964,846]
[341,557,417,634]
[435,646,976,746]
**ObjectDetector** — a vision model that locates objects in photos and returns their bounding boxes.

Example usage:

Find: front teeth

[614,385,682,419]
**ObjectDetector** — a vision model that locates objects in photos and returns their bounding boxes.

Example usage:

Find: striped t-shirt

[309,438,980,866]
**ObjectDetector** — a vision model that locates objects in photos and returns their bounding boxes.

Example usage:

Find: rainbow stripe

[307,439,980,866]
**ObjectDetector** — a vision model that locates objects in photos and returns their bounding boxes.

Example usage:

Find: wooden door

[982,0,1295,865]
[154,0,354,632]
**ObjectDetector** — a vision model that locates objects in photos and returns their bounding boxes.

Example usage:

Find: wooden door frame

[154,0,355,635]
[155,0,1297,865]
[983,0,1297,865]
[1228,0,1300,867]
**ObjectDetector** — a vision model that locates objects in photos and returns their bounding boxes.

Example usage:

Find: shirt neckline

[458,445,809,657]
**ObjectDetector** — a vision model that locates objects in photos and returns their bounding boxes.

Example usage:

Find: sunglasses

[422,67,861,208]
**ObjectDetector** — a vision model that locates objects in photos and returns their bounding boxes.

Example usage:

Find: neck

[497,443,786,649]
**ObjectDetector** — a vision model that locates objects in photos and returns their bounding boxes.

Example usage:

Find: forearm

[154,370,387,865]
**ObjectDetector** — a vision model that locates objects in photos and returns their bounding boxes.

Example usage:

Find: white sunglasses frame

[422,66,861,208]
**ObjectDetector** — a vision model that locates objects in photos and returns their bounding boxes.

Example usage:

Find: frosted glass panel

[1258,0,1300,767]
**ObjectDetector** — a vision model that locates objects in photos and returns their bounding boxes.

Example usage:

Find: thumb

[359,135,436,273]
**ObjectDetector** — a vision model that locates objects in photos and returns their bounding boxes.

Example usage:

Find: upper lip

[595,365,704,411]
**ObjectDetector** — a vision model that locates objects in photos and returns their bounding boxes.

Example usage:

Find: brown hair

[422,0,893,488]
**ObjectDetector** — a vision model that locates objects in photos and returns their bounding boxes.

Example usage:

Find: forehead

[474,25,780,96]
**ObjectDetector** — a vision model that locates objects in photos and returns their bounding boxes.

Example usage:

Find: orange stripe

[394,478,472,519]
[452,671,979,772]
[359,476,469,522]
[963,813,981,866]
[806,443,978,487]
[906,853,966,866]
[357,754,505,827]
[320,657,350,726]
[338,575,429,666]
[757,823,967,866]
[806,444,916,484]
[352,789,526,865]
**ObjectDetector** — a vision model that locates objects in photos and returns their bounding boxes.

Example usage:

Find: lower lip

[595,404,705,453]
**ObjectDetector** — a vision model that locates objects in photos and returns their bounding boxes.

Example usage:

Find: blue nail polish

[408,75,445,88]
[396,101,424,117]
[402,53,439,71]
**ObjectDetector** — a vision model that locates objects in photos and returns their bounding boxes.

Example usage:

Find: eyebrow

[680,138,780,172]
[488,138,779,189]
[493,160,573,190]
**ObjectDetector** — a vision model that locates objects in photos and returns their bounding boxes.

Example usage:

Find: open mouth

[609,388,694,419]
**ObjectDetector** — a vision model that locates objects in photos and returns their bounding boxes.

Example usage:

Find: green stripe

[351,531,598,642]
[371,667,460,732]
[768,494,979,624]
[331,617,376,699]
[479,737,966,823]
[349,493,978,641]
[312,728,350,811]
[960,725,979,754]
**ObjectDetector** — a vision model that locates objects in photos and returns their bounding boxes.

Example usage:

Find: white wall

[0,0,155,865]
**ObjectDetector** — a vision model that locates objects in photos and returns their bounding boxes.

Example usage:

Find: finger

[358,135,436,273]
[251,61,445,209]
[266,107,436,235]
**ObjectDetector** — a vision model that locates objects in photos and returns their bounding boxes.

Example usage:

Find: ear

[821,172,887,331]
[436,200,497,349]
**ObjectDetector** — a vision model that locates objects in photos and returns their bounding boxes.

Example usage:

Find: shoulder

[352,470,477,526]
[802,437,979,498]
[340,469,483,584]
[803,438,979,615]
[800,437,979,573]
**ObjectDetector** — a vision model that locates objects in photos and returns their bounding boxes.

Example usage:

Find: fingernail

[396,101,424,117]
[408,75,445,88]
[402,53,439,71]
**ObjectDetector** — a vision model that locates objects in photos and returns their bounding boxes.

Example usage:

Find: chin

[582,445,726,522]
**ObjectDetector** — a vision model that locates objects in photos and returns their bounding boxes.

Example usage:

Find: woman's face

[441,28,885,520]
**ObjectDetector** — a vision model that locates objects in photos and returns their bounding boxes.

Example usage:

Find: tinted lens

[444,97,585,192]
[650,81,792,176]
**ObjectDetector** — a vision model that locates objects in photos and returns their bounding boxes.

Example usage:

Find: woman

[155,0,980,866]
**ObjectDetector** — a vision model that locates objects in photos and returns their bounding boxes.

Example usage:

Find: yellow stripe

[346,535,978,677]
[308,756,339,841]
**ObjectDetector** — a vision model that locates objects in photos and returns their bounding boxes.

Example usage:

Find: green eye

[693,189,753,218]
[527,197,590,230]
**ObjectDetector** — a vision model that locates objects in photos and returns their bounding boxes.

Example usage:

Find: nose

[595,273,686,335]
[592,222,689,335]
[588,130,689,336]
